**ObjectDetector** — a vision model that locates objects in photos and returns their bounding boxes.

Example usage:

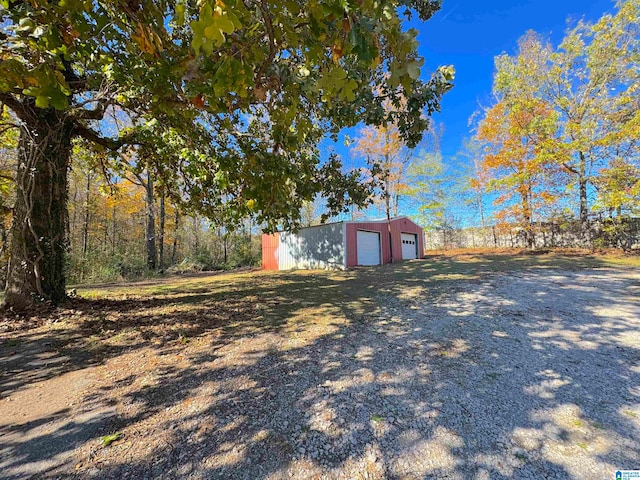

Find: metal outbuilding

[262,216,424,270]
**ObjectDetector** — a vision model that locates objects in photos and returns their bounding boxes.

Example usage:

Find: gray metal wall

[278,223,345,270]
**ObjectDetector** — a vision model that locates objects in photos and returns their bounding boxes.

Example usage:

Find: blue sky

[414,0,617,159]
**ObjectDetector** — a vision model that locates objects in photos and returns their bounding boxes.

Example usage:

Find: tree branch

[0,93,29,121]
[0,123,19,137]
[70,94,114,121]
[72,123,134,150]
[129,170,146,188]
[73,103,108,121]
[254,0,277,85]
[61,59,87,92]
[562,162,579,176]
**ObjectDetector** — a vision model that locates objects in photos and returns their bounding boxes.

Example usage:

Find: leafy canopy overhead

[0,0,454,230]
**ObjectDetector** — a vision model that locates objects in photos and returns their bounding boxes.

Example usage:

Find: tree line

[346,0,638,250]
[473,0,639,247]
[0,129,262,286]
[66,147,261,284]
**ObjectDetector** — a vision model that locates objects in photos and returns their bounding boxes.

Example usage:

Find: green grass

[74,252,639,325]
[78,251,639,296]
[51,251,636,352]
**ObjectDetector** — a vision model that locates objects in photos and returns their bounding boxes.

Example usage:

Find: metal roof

[269,216,421,233]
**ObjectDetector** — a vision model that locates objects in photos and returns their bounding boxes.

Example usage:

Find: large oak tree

[0,0,453,309]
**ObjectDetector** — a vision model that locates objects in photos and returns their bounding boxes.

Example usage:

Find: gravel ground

[1,264,639,479]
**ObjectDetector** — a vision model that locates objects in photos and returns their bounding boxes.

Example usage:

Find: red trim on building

[261,232,279,270]
[346,217,423,267]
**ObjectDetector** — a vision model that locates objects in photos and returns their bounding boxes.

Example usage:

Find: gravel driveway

[1,262,639,479]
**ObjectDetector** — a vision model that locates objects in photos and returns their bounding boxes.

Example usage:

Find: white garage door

[356,230,381,266]
[401,233,418,260]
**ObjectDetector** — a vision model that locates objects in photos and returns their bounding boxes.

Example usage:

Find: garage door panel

[357,230,381,266]
[401,233,418,260]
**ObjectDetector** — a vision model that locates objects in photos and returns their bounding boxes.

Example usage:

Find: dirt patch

[1,255,639,479]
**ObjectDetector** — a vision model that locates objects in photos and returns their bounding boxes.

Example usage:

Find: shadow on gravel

[1,254,638,478]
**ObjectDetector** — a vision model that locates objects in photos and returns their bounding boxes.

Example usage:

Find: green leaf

[341,78,358,102]
[175,3,186,25]
[217,15,235,35]
[48,88,69,109]
[407,59,423,80]
[190,20,204,54]
[0,0,454,302]
[35,95,50,108]
[204,24,225,45]
[101,433,122,447]
[227,11,242,30]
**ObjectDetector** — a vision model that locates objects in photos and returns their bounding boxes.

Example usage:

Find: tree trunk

[171,211,180,265]
[0,218,8,289]
[192,216,200,252]
[384,167,393,263]
[478,193,486,231]
[111,203,117,256]
[223,232,228,265]
[102,215,108,253]
[145,171,157,270]
[577,151,589,248]
[521,189,535,249]
[158,186,165,271]
[82,172,91,256]
[69,177,78,247]
[578,152,588,227]
[5,109,72,309]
